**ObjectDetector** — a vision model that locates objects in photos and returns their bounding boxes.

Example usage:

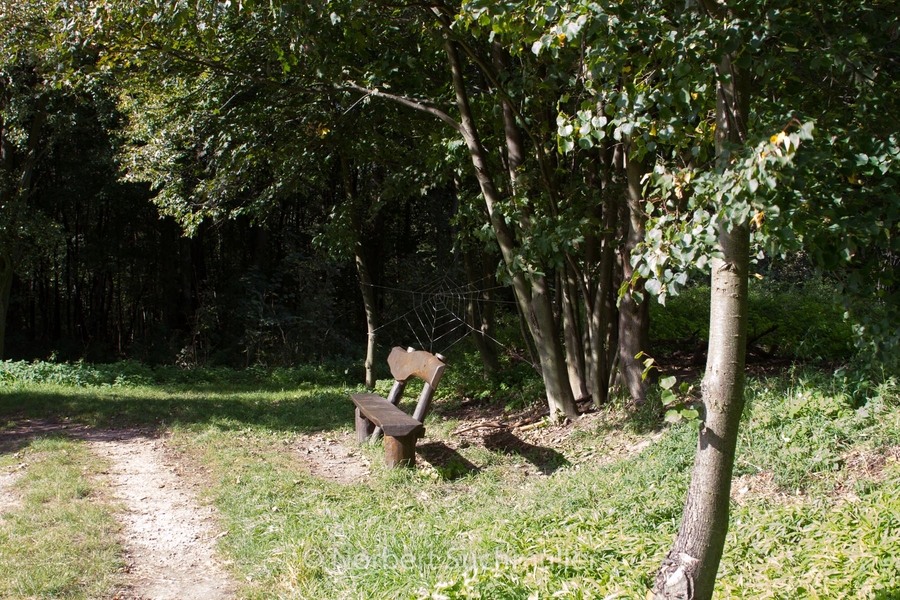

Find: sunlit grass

[1,361,898,598]
[0,436,122,599]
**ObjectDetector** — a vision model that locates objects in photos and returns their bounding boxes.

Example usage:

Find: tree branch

[420,2,561,207]
[138,38,464,134]
[341,83,463,134]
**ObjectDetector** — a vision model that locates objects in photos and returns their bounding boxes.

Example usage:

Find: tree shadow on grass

[0,420,156,457]
[483,430,570,474]
[874,587,900,600]
[0,387,354,438]
[417,441,480,480]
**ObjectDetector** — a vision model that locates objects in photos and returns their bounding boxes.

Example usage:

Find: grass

[0,434,122,599]
[0,360,898,599]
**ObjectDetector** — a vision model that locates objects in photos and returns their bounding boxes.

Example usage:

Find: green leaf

[664,409,682,423]
[660,375,677,390]
[680,408,699,420]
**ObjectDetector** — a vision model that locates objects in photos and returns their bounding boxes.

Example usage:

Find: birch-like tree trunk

[651,2,751,595]
[444,37,577,420]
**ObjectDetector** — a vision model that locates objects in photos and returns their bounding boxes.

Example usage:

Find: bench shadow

[417,441,481,480]
[483,430,570,475]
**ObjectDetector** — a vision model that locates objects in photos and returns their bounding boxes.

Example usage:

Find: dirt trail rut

[88,431,235,600]
[0,470,23,513]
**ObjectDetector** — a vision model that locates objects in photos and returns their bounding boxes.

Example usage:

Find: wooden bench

[351,347,446,468]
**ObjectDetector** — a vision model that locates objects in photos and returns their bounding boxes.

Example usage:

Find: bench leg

[384,434,417,468]
[355,408,375,444]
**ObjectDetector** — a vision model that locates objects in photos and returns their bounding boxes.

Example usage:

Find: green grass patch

[0,362,356,431]
[0,436,122,599]
[1,362,898,598]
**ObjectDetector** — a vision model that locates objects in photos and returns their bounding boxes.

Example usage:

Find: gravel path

[87,431,235,600]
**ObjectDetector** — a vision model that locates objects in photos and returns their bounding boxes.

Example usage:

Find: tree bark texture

[618,151,651,407]
[562,263,589,400]
[443,37,577,420]
[652,224,749,600]
[588,195,618,406]
[342,154,378,389]
[355,248,378,389]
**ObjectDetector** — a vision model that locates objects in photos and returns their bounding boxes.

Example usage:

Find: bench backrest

[384,347,446,423]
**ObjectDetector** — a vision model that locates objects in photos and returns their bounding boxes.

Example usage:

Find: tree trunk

[0,94,46,360]
[355,246,378,389]
[652,4,752,595]
[342,154,378,389]
[443,38,577,420]
[0,254,13,359]
[588,195,618,406]
[0,109,11,361]
[618,151,651,407]
[464,248,500,376]
[652,224,750,600]
[561,263,588,400]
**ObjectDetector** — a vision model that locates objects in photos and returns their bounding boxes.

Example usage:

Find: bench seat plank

[351,394,425,438]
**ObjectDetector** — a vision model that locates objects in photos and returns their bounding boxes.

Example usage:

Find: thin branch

[137,37,463,133]
[144,41,327,95]
[696,0,726,21]
[342,82,463,134]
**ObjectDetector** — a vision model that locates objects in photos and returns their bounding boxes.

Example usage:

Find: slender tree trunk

[561,263,588,399]
[342,154,378,389]
[0,95,46,359]
[355,247,378,389]
[578,143,619,407]
[0,109,12,360]
[652,4,752,595]
[652,223,750,600]
[444,38,577,419]
[588,195,618,406]
[618,151,651,406]
[464,248,500,376]
[0,254,13,359]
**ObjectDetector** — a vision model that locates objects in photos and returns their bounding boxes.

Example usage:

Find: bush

[651,277,854,361]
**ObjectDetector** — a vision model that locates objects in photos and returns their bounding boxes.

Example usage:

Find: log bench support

[350,347,446,468]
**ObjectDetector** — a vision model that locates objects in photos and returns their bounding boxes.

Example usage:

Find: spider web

[371,275,505,355]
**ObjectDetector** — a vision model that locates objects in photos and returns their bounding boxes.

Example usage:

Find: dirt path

[0,470,23,513]
[86,430,236,600]
[293,431,371,484]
